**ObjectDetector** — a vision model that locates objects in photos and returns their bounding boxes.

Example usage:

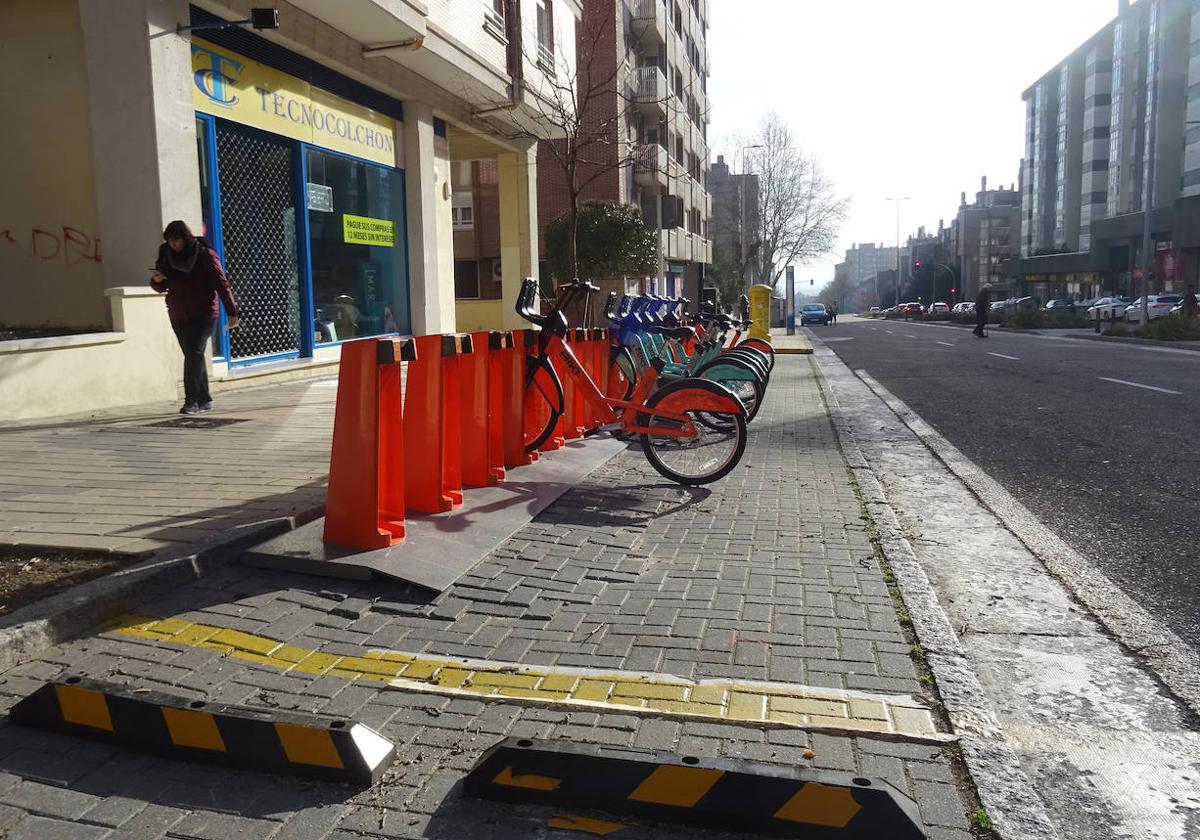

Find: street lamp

[886,197,911,308]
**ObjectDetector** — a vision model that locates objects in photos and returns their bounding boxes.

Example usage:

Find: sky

[706,0,1122,290]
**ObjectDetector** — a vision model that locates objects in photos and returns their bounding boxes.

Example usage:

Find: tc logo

[192,45,242,106]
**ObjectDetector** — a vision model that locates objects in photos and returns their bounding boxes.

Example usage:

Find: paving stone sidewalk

[0,357,976,839]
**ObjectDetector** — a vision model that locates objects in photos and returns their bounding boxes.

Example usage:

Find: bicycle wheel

[606,346,637,402]
[697,377,764,430]
[524,354,564,453]
[737,338,775,371]
[637,380,747,485]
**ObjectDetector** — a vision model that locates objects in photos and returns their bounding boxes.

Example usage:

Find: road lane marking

[1097,377,1181,395]
[904,334,917,339]
[987,352,1020,361]
[936,341,954,347]
[103,614,948,742]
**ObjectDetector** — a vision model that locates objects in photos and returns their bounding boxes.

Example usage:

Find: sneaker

[180,403,201,415]
[197,402,213,412]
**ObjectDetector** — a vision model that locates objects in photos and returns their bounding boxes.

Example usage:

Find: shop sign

[343,214,395,247]
[306,183,333,212]
[192,38,396,167]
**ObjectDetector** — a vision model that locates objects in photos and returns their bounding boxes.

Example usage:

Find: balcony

[631,0,667,47]
[634,66,667,119]
[633,144,670,188]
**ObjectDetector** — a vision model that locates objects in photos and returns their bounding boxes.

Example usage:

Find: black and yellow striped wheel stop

[465,737,928,839]
[8,677,396,786]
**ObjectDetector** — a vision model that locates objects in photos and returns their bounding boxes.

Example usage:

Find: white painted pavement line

[987,352,1020,361]
[1096,376,1182,395]
[904,334,917,339]
[936,341,955,347]
[885,329,895,334]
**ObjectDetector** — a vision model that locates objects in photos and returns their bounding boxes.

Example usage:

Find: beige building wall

[0,0,105,328]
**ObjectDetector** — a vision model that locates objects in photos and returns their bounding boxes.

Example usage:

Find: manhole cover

[142,417,249,429]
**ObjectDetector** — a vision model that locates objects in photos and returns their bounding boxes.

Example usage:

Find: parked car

[1125,295,1184,324]
[869,306,882,314]
[1086,296,1132,322]
[1043,298,1076,312]
[898,302,925,316]
[951,301,976,315]
[989,300,1008,316]
[800,303,831,326]
[928,302,951,319]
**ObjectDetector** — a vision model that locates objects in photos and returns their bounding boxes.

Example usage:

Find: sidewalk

[0,358,979,839]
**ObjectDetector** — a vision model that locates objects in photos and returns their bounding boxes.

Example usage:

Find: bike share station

[241,279,759,593]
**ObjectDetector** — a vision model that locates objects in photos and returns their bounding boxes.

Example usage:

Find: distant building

[709,154,759,291]
[838,242,898,309]
[952,177,1022,300]
[1009,0,1200,300]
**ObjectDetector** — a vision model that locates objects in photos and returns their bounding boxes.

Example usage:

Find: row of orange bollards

[323,328,614,552]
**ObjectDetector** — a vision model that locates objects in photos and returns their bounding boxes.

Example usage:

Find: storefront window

[305,148,410,342]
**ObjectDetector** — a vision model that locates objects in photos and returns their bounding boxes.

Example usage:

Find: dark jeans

[974,312,987,334]
[172,317,217,405]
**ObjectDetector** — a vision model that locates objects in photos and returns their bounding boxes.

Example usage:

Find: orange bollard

[461,331,510,488]
[505,331,538,467]
[403,333,473,513]
[324,337,415,550]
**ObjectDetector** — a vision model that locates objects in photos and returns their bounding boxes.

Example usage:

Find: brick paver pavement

[0,357,975,839]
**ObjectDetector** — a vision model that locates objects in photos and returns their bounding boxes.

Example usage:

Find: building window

[455,259,481,299]
[484,0,506,42]
[451,191,474,229]
[536,0,555,69]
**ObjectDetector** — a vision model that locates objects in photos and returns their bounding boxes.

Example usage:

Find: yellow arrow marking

[774,782,862,827]
[492,766,562,791]
[547,814,626,835]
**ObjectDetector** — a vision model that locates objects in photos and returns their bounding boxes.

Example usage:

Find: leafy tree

[544,202,656,283]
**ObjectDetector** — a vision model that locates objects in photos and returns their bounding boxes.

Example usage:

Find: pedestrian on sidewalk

[150,221,239,415]
[1183,286,1199,318]
[973,284,990,338]
[830,305,838,325]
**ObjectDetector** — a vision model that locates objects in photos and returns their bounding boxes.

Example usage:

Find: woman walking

[150,221,239,414]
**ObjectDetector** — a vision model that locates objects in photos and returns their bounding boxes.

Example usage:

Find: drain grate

[142,417,249,430]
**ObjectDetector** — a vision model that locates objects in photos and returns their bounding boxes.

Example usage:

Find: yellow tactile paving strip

[106,614,952,744]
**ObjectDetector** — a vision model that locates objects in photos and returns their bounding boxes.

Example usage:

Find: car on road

[898,302,925,316]
[951,301,976,315]
[1086,296,1133,322]
[800,303,831,326]
[928,302,951,319]
[869,306,881,314]
[1124,295,1183,324]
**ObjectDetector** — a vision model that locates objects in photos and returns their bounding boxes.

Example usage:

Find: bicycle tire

[737,338,775,371]
[524,353,564,453]
[637,380,748,486]
[697,376,764,430]
[606,345,637,402]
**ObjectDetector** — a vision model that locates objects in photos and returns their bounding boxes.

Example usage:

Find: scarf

[167,238,201,274]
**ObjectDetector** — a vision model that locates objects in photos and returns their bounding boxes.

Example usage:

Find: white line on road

[936,341,955,347]
[987,352,1020,361]
[1097,376,1182,395]
[904,334,917,339]
[885,330,894,334]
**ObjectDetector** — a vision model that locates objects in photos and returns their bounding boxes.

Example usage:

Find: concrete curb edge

[0,505,325,674]
[806,344,1062,840]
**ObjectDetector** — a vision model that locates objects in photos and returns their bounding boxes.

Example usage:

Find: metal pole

[1140,0,1160,325]
[785,266,795,334]
[887,197,909,308]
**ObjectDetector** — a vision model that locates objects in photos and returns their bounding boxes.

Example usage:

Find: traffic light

[913,260,922,272]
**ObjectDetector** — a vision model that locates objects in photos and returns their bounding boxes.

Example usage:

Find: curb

[0,506,324,675]
[1062,332,1200,352]
[806,339,1062,840]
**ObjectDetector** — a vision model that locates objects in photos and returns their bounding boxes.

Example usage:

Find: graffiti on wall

[1,226,103,266]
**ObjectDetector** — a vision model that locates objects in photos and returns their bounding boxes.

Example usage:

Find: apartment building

[1010,0,1200,301]
[1,0,581,421]
[952,177,1021,300]
[533,0,712,302]
[835,242,897,309]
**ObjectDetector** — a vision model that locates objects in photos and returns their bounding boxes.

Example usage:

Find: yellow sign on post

[342,214,396,247]
[748,284,773,342]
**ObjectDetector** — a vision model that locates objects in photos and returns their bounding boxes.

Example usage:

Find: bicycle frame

[538,331,727,438]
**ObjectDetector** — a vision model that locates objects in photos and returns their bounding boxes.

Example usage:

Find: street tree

[544,202,656,284]
[736,113,848,291]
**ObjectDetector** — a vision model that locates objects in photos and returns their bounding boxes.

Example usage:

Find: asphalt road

[815,317,1200,649]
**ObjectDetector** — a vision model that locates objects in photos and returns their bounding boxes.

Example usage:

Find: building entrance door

[215,121,303,362]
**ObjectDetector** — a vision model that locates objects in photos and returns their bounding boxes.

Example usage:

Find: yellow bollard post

[748,284,773,342]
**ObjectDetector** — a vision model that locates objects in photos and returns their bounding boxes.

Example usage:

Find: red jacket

[151,240,238,322]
